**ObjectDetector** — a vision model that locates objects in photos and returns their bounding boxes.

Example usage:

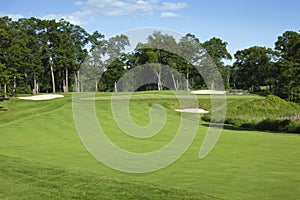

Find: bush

[202,106,300,134]
[225,118,248,127]
[255,118,300,133]
[284,120,300,133]
[201,114,226,123]
[256,119,279,131]
[241,122,256,129]
[201,114,211,122]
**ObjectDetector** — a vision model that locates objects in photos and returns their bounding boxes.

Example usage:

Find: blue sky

[1,0,300,58]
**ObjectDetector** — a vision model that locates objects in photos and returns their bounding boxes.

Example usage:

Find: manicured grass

[0,155,215,200]
[1,92,300,199]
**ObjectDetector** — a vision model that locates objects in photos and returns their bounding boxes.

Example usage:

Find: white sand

[18,94,64,101]
[175,108,209,114]
[191,90,226,95]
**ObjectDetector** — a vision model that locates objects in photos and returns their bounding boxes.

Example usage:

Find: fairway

[1,92,300,199]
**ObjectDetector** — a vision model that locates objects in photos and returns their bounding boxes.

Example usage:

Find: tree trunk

[114,82,117,92]
[51,64,55,93]
[225,70,230,89]
[59,69,62,92]
[268,80,273,93]
[13,76,16,96]
[155,71,162,91]
[233,75,237,89]
[65,67,68,93]
[76,69,83,92]
[4,83,7,98]
[95,80,98,92]
[33,75,37,95]
[211,81,215,90]
[171,73,179,90]
[186,72,189,91]
[75,71,78,92]
[74,74,76,92]
[63,79,66,93]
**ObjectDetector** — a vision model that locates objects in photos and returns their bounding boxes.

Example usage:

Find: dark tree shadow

[200,123,250,131]
[0,97,8,111]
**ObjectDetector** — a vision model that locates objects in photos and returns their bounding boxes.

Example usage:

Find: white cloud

[161,2,188,10]
[75,1,84,6]
[41,11,89,25]
[82,0,187,16]
[0,11,87,25]
[84,0,158,16]
[160,11,178,17]
[0,12,24,21]
[0,0,188,26]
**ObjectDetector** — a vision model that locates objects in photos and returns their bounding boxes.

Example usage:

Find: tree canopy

[0,16,299,103]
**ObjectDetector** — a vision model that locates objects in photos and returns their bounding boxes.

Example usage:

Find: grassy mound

[227,95,300,122]
[0,94,71,123]
[202,95,300,133]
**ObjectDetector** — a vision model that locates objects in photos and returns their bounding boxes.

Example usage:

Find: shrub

[241,122,256,129]
[256,119,280,131]
[201,114,211,122]
[201,114,226,123]
[255,118,300,133]
[225,118,248,127]
[284,120,300,133]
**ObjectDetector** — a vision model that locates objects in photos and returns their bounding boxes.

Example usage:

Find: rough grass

[1,91,300,199]
[192,94,300,130]
[226,95,300,122]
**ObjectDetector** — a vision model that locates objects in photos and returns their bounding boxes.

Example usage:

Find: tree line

[0,16,299,102]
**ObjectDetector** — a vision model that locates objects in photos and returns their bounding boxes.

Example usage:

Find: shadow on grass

[200,123,251,131]
[0,97,9,111]
[201,122,300,135]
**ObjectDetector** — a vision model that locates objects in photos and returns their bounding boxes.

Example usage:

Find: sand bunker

[191,90,226,95]
[175,108,209,114]
[18,94,64,101]
[191,90,250,95]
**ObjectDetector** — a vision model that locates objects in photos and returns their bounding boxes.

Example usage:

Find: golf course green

[1,91,299,199]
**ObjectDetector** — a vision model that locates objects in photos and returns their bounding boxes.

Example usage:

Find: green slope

[1,92,300,199]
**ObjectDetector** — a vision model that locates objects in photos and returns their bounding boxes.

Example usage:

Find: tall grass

[227,95,300,122]
[198,95,300,132]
